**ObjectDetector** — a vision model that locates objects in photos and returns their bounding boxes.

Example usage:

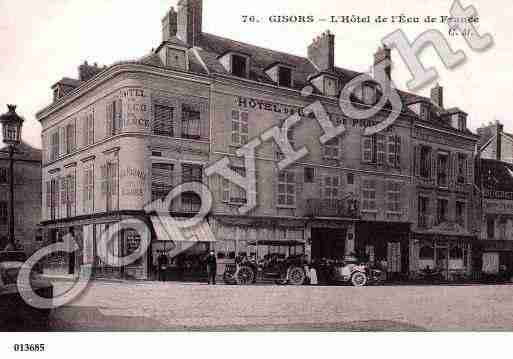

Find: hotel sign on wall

[121,88,151,132]
[236,96,390,129]
[484,199,513,214]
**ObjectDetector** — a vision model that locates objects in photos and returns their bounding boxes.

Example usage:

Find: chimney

[162,6,178,42]
[177,0,203,47]
[307,31,335,72]
[495,120,504,161]
[374,45,392,81]
[431,83,444,109]
[79,61,103,82]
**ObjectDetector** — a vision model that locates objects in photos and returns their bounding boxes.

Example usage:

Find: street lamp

[0,105,24,249]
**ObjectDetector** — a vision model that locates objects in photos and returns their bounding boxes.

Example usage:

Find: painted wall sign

[121,88,151,131]
[484,199,513,214]
[120,166,147,198]
[484,189,513,201]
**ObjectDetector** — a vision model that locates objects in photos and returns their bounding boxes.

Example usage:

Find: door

[311,228,346,260]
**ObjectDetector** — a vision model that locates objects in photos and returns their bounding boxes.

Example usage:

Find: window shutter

[431,150,437,181]
[413,146,420,177]
[59,127,66,156]
[395,136,401,167]
[466,156,473,184]
[376,134,385,165]
[106,102,113,137]
[362,136,372,162]
[116,99,123,134]
[450,153,458,186]
[46,181,52,218]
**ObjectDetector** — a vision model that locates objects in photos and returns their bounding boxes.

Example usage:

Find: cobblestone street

[19,281,513,331]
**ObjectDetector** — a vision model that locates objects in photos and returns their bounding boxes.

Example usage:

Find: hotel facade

[37,0,480,280]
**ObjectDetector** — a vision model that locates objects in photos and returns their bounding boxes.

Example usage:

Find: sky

[0,0,511,148]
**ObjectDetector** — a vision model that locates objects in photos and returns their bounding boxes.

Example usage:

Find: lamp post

[0,105,24,249]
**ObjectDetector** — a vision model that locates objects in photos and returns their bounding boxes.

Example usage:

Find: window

[46,179,59,220]
[421,104,430,121]
[437,152,449,187]
[278,66,292,87]
[420,146,432,178]
[154,105,174,137]
[50,131,60,161]
[457,154,467,184]
[277,170,296,207]
[0,168,7,184]
[457,115,466,131]
[231,110,249,146]
[386,181,401,213]
[487,217,495,239]
[437,198,448,224]
[152,163,174,202]
[182,164,203,183]
[362,179,377,211]
[323,137,341,160]
[363,84,376,105]
[387,135,401,167]
[181,105,201,139]
[0,201,7,225]
[419,246,434,259]
[181,163,203,212]
[450,246,463,259]
[65,173,76,217]
[347,173,354,185]
[456,201,465,227]
[101,161,119,212]
[84,113,94,146]
[362,134,385,164]
[232,55,247,78]
[83,164,94,214]
[106,99,122,137]
[418,196,429,228]
[304,167,315,184]
[322,176,340,201]
[222,167,247,204]
[65,122,76,154]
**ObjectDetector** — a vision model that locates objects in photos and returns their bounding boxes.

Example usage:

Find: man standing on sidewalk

[157,251,168,282]
[206,250,217,285]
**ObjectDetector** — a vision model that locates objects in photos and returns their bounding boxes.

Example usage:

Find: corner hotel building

[37,0,480,280]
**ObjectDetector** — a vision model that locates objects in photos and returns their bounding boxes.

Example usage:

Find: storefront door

[311,228,346,260]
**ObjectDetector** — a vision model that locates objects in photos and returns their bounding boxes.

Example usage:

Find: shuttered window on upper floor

[153,105,174,137]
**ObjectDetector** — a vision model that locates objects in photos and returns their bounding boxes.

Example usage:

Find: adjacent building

[0,141,42,254]
[37,0,479,280]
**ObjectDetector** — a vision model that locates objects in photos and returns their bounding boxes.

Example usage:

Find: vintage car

[314,256,384,287]
[223,240,307,285]
[0,251,53,326]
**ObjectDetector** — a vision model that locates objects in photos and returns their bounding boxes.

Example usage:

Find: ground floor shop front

[41,214,482,283]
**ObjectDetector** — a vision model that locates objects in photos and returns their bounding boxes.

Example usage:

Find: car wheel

[236,266,255,285]
[288,266,306,286]
[351,271,368,287]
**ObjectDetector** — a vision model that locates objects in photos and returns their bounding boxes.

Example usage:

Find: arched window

[419,246,434,259]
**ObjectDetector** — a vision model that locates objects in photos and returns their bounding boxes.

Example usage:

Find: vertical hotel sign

[121,88,151,133]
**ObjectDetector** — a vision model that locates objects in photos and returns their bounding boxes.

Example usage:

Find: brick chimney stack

[373,45,392,92]
[162,6,178,42]
[78,61,104,82]
[177,0,203,47]
[431,83,444,109]
[307,31,335,72]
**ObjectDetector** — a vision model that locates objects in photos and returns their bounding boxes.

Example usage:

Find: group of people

[156,250,218,285]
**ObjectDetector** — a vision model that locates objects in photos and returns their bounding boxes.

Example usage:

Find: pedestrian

[157,251,169,282]
[206,250,217,285]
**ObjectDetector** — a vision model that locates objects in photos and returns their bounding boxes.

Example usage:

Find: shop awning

[150,216,217,243]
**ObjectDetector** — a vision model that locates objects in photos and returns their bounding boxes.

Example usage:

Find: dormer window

[421,104,430,121]
[278,66,292,88]
[311,74,338,97]
[232,54,248,78]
